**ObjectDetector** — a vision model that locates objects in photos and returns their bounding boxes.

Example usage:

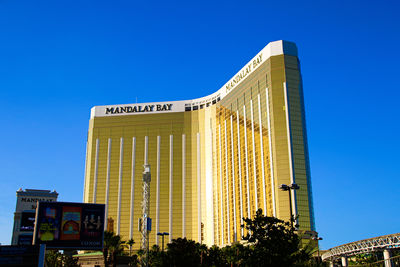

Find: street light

[157,232,169,251]
[312,234,323,265]
[278,183,300,229]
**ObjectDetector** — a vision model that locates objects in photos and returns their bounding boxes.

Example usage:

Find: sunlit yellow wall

[84,113,197,250]
[212,54,314,245]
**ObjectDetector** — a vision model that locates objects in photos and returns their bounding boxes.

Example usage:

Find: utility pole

[141,164,151,267]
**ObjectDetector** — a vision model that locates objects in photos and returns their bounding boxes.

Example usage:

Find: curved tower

[83,40,315,248]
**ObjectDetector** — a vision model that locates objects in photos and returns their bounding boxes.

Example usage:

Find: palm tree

[208,245,225,267]
[103,231,126,267]
[103,231,114,267]
[197,243,208,265]
[109,234,126,267]
[127,238,135,256]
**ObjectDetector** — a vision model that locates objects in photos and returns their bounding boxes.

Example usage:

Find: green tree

[44,250,79,267]
[103,231,126,267]
[148,244,167,267]
[349,253,376,265]
[61,251,80,267]
[222,243,250,267]
[241,209,312,266]
[207,245,225,267]
[128,253,140,267]
[197,243,208,266]
[103,231,113,266]
[136,249,145,266]
[127,238,135,256]
[45,250,62,267]
[165,238,201,267]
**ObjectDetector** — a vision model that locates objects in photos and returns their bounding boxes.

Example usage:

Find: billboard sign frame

[33,201,105,250]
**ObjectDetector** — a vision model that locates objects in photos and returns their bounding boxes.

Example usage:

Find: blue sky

[0,0,399,249]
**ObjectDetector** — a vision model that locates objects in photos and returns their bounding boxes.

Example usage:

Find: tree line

[102,209,323,267]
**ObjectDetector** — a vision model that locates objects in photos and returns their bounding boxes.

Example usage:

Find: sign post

[37,244,46,267]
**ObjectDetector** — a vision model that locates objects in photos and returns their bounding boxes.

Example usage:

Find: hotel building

[83,40,315,248]
[11,188,58,245]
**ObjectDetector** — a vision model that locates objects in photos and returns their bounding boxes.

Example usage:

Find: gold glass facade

[83,40,315,249]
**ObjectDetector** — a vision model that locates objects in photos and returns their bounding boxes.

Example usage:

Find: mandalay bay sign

[105,103,173,115]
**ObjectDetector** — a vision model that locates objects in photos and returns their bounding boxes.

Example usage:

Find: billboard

[33,202,105,249]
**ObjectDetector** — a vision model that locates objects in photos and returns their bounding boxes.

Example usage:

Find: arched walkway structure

[322,233,400,267]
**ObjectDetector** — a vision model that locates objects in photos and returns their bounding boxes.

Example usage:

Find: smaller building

[11,188,58,245]
[75,252,131,267]
[75,252,105,267]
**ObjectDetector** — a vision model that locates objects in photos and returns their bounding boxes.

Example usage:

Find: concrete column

[236,110,244,238]
[223,121,230,244]
[384,249,393,267]
[129,137,136,240]
[104,138,112,230]
[116,137,124,235]
[341,256,348,267]
[182,134,186,238]
[197,132,201,243]
[92,138,99,203]
[265,87,276,216]
[169,135,173,242]
[218,125,224,245]
[155,135,161,245]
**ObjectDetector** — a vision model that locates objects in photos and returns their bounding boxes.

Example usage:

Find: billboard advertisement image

[60,206,81,241]
[33,202,105,249]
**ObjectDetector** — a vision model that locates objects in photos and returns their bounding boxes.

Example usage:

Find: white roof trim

[91,40,297,118]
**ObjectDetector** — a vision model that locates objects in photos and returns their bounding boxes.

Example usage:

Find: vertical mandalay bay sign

[33,202,105,249]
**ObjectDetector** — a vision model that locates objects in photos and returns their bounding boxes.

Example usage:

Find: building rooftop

[16,188,58,196]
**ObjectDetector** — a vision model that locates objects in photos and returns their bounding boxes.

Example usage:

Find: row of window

[185,97,221,111]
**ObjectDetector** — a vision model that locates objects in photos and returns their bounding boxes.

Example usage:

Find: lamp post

[278,183,299,229]
[157,232,169,251]
[312,234,323,265]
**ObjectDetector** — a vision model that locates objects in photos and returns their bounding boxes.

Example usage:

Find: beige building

[11,188,58,245]
[83,40,315,249]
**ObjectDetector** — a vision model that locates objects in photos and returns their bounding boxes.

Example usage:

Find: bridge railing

[321,233,400,261]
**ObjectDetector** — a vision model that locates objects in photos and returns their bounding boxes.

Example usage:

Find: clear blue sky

[0,0,399,249]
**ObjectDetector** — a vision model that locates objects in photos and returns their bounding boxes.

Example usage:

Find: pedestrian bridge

[322,233,400,266]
